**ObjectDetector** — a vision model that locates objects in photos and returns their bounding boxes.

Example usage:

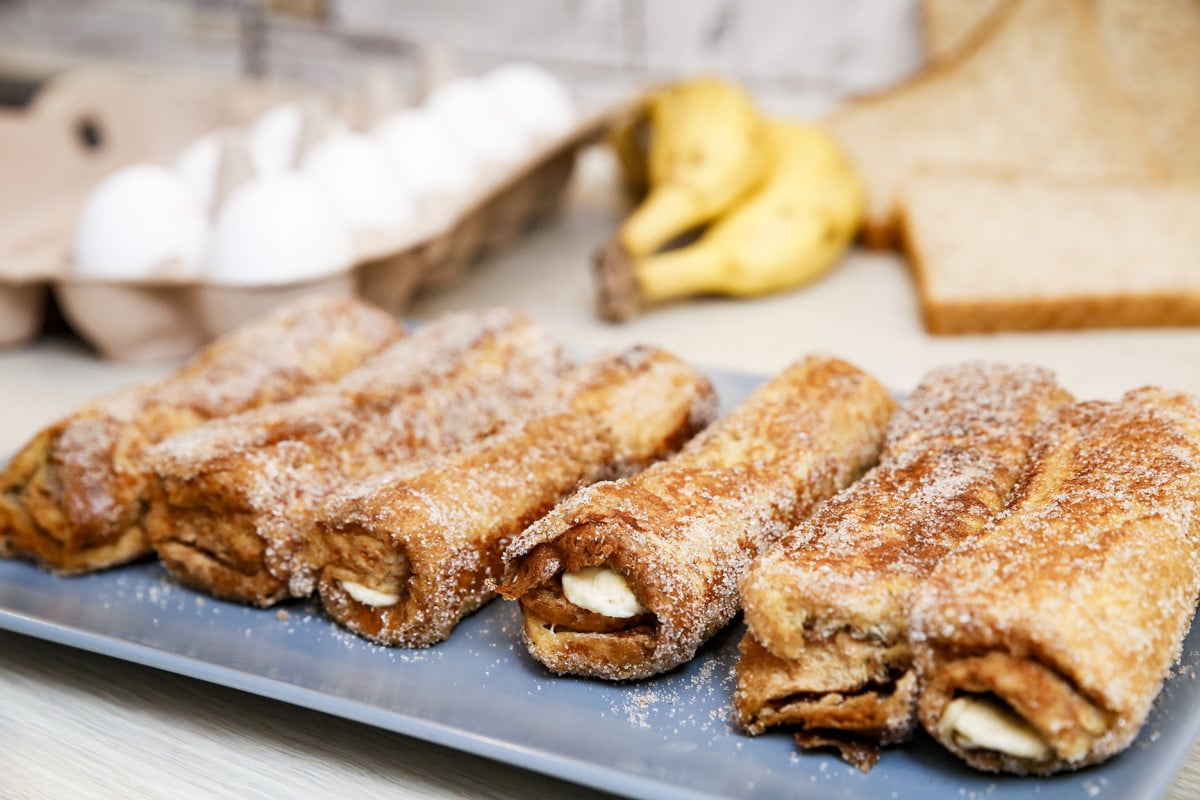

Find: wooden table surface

[3,162,1200,798]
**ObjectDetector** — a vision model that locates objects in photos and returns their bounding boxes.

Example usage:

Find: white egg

[485,63,575,140]
[249,104,303,175]
[74,164,208,280]
[300,131,415,235]
[372,109,477,197]
[173,133,221,211]
[203,173,354,285]
[426,77,532,167]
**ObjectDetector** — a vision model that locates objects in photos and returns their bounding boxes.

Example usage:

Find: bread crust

[316,346,717,647]
[499,356,896,680]
[911,387,1200,774]
[0,296,401,574]
[734,363,1071,767]
[147,309,567,606]
[918,293,1200,334]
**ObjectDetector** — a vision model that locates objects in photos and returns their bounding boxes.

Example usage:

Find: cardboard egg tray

[0,66,612,361]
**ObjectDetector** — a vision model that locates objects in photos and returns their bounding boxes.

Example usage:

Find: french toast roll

[147,308,567,607]
[0,296,401,575]
[498,355,895,681]
[912,387,1200,775]
[317,345,716,647]
[734,363,1071,770]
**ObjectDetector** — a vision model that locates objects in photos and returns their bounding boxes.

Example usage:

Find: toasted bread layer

[735,363,1071,768]
[912,388,1200,774]
[499,355,895,681]
[0,296,401,574]
[316,346,716,647]
[148,308,567,606]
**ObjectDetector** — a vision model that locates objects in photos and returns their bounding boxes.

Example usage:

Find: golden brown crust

[0,296,401,575]
[793,731,883,773]
[499,355,896,680]
[156,541,285,607]
[911,387,1200,774]
[917,292,1200,334]
[919,652,1110,774]
[147,308,568,606]
[519,607,659,673]
[735,363,1071,762]
[734,634,916,746]
[317,346,717,647]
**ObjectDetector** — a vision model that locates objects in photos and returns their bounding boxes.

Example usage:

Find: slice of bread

[1095,0,1200,178]
[921,0,1004,60]
[899,169,1200,333]
[830,0,1163,248]
[921,0,1200,178]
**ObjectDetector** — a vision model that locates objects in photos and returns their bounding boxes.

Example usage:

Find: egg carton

[0,66,612,361]
[0,67,320,354]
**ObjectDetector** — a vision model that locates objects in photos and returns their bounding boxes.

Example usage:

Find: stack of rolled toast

[0,295,720,649]
[734,363,1200,774]
[829,0,1200,333]
[4,296,1200,779]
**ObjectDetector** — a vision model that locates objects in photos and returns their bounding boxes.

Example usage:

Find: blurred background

[0,0,921,114]
[3,0,1196,385]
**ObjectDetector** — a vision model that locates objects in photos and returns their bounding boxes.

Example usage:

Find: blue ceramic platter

[1,369,1197,799]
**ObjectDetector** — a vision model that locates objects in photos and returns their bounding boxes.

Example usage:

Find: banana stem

[635,244,729,304]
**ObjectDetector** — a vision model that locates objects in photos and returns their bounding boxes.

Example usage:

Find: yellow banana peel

[607,100,651,198]
[617,78,770,257]
[595,121,864,322]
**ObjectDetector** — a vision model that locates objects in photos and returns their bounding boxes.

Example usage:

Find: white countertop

[3,161,1200,798]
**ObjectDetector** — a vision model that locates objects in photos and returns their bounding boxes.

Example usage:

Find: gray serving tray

[1,369,1198,799]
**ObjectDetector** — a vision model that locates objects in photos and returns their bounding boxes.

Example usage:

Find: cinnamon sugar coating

[912,387,1200,775]
[735,363,1071,768]
[317,345,716,647]
[0,295,401,574]
[147,308,568,606]
[499,355,896,681]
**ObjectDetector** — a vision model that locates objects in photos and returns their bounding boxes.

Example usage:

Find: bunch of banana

[595,79,864,323]
[611,78,770,256]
